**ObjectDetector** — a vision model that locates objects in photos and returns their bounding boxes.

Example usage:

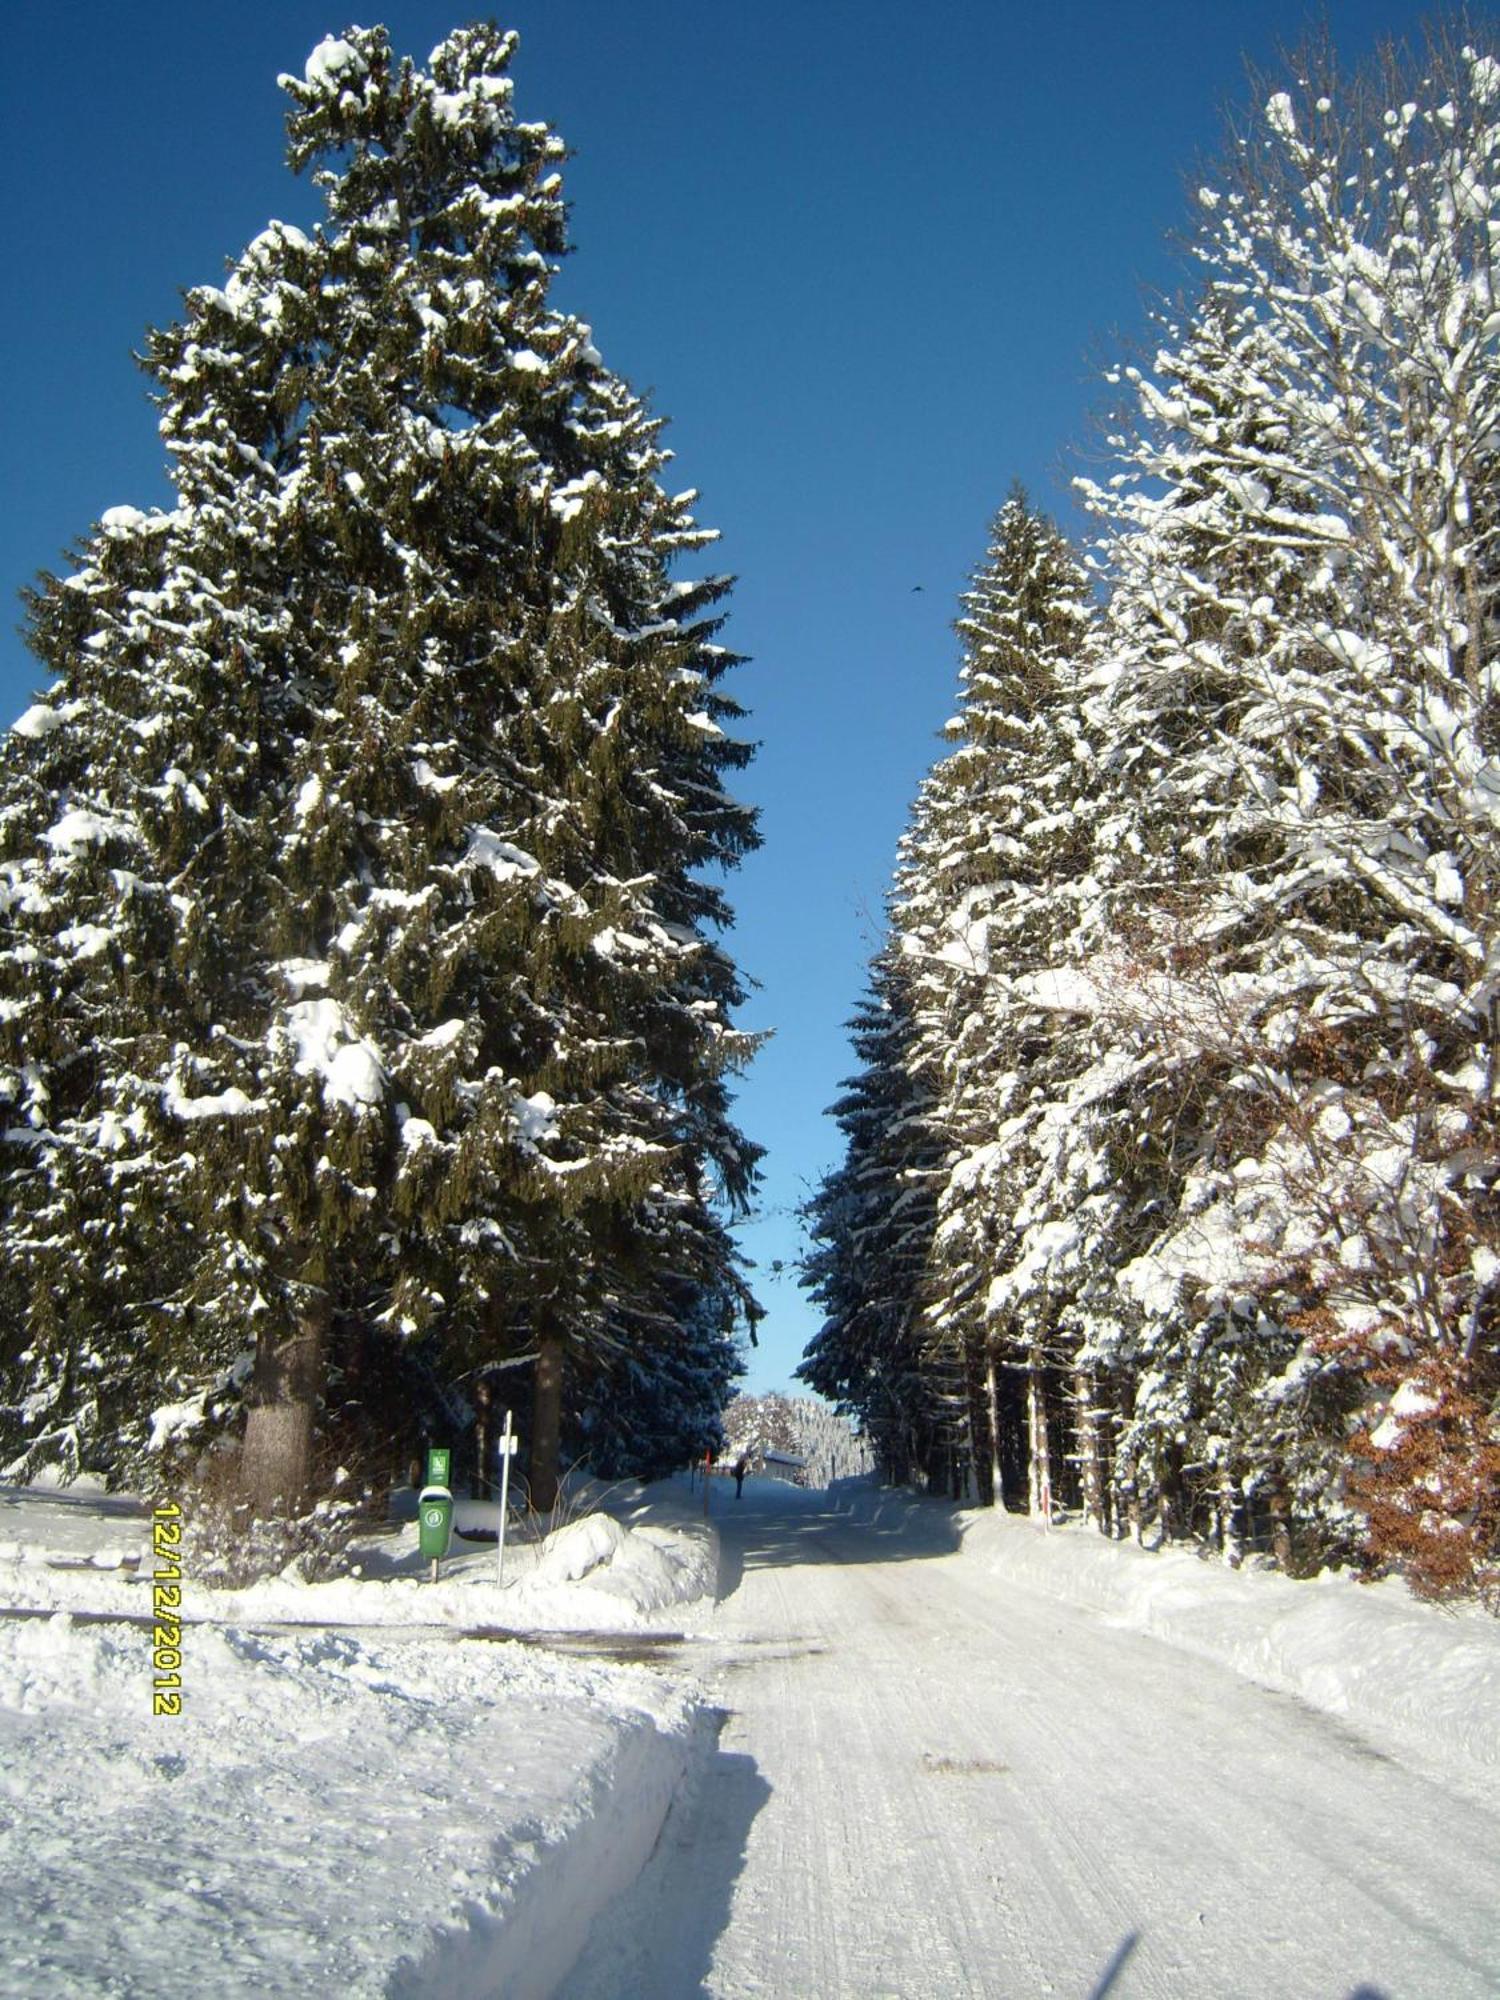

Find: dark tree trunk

[1157,1442,1184,1545]
[985,1347,1005,1512]
[1218,1463,1244,1567]
[241,1298,327,1517]
[472,1375,493,1500]
[1268,1480,1294,1571]
[529,1328,565,1515]
[1026,1351,1051,1521]
[964,1340,985,1506]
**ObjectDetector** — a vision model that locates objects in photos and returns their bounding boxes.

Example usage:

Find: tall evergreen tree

[1070,31,1500,1581]
[798,28,1500,1598]
[801,498,1102,1508]
[799,946,950,1488]
[898,492,1099,1514]
[0,25,759,1515]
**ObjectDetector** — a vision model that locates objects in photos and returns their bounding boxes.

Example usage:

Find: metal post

[496,1408,514,1589]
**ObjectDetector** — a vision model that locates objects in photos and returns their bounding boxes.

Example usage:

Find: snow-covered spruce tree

[895,492,1101,1516]
[1072,31,1500,1589]
[798,948,952,1488]
[786,1394,874,1486]
[1021,297,1372,1563]
[868,778,978,1495]
[0,25,759,1518]
[567,1207,751,1482]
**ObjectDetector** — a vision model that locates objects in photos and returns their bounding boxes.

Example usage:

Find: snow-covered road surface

[562,1481,1500,2000]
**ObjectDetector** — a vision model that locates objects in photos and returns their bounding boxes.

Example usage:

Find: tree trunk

[1157,1444,1183,1546]
[1075,1364,1107,1534]
[1268,1480,1293,1572]
[529,1328,565,1515]
[959,1345,985,1504]
[1219,1464,1244,1568]
[472,1376,492,1501]
[964,1342,984,1506]
[985,1346,1005,1513]
[1026,1353,1051,1524]
[241,1299,327,1518]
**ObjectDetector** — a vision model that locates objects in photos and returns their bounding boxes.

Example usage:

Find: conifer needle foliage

[0,25,760,1510]
[804,24,1500,1603]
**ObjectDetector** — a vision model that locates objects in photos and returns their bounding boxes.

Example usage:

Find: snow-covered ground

[0,1475,719,1999]
[3,1471,1498,1996]
[946,1494,1500,1791]
[0,1475,717,1634]
[564,1478,1500,1999]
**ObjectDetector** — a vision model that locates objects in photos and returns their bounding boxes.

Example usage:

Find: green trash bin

[418,1485,454,1575]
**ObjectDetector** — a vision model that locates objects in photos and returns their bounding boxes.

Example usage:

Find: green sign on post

[425,1446,451,1488]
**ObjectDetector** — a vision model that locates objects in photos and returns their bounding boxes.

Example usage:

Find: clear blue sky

[0,0,1450,1393]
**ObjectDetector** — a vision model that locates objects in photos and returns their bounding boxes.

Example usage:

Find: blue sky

[0,0,1449,1394]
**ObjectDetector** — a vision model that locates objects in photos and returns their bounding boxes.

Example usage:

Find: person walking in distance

[734,1455,748,1499]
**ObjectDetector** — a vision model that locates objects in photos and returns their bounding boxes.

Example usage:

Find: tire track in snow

[559,1489,1500,1999]
[786,1528,1144,1999]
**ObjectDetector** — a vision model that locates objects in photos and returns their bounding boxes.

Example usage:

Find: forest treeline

[720,1391,873,1486]
[801,27,1500,1604]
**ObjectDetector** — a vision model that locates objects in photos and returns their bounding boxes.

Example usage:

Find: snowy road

[561,1482,1500,2000]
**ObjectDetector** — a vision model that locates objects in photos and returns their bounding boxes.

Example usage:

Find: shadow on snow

[555,1709,771,2000]
[710,1476,962,1605]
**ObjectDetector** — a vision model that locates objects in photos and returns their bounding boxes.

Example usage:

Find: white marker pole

[496,1408,515,1589]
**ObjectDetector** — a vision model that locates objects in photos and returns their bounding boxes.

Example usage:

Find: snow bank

[530,1509,715,1614]
[0,1479,720,1998]
[388,1705,717,2000]
[0,1480,718,1632]
[955,1504,1500,1785]
[0,1612,697,2000]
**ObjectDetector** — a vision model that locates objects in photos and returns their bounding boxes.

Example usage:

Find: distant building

[760,1450,806,1486]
